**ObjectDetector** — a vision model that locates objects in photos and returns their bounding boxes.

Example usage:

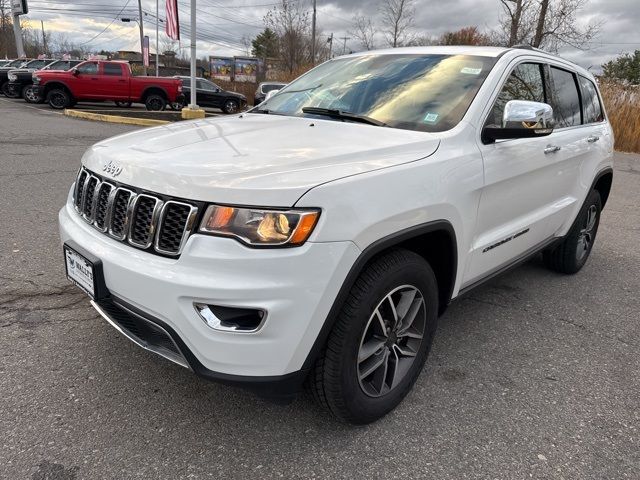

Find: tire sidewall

[566,190,602,271]
[145,94,166,111]
[47,89,70,109]
[329,254,439,423]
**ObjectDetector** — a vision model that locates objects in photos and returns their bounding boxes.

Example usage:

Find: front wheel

[23,85,41,103]
[47,88,72,109]
[543,189,602,274]
[145,94,166,111]
[309,249,439,424]
[222,99,239,114]
[2,82,18,98]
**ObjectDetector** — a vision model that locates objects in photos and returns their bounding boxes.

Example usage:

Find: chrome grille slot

[93,182,114,231]
[82,176,99,221]
[72,168,197,257]
[156,202,198,255]
[128,195,161,248]
[108,188,135,240]
[74,170,88,210]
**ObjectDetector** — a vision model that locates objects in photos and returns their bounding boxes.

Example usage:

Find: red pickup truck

[33,60,184,111]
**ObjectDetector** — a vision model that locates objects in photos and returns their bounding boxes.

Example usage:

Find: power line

[76,1,132,46]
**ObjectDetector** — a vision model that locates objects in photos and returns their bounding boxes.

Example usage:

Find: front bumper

[59,195,359,387]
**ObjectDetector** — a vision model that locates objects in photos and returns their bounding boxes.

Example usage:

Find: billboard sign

[210,56,234,82]
[234,57,258,83]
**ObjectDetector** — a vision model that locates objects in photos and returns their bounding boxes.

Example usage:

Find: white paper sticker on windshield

[461,67,482,75]
[423,113,439,124]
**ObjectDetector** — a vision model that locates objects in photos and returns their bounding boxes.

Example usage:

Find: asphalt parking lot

[0,96,638,479]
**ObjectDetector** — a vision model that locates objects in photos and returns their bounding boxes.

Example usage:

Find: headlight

[8,73,16,81]
[199,205,320,247]
[32,75,40,84]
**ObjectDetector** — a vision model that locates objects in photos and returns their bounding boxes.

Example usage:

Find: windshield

[255,54,495,132]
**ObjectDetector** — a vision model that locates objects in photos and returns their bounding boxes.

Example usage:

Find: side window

[77,62,98,75]
[550,67,581,128]
[578,76,604,124]
[488,63,546,127]
[198,80,217,92]
[103,63,123,76]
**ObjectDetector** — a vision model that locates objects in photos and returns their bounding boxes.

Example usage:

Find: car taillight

[177,85,182,93]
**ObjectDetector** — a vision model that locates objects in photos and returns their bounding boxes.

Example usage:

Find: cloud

[21,0,640,69]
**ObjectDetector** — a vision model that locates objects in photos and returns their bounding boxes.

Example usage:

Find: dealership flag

[166,0,180,40]
[143,36,150,67]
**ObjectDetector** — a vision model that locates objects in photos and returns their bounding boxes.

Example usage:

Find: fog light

[194,303,266,333]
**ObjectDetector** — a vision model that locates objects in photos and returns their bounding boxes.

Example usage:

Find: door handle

[587,135,600,143]
[544,145,561,154]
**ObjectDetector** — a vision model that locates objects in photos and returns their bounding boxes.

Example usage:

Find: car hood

[82,114,440,206]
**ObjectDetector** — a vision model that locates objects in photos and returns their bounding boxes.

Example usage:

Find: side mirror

[71,68,79,76]
[265,89,279,101]
[483,100,555,143]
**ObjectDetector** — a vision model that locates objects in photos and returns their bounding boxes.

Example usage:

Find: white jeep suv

[59,46,613,424]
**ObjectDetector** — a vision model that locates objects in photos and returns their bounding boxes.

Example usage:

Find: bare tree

[498,0,601,51]
[265,0,311,73]
[349,15,376,51]
[380,0,415,48]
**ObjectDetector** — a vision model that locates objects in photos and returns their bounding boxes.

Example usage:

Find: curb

[64,109,170,127]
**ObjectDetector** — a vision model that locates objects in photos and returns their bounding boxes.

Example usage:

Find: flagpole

[189,0,197,110]
[156,0,159,76]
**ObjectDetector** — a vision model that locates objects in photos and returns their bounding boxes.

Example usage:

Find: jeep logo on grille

[103,160,123,177]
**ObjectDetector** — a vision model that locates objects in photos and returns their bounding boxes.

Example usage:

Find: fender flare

[300,219,458,370]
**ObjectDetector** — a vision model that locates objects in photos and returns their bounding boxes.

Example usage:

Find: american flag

[165,0,180,40]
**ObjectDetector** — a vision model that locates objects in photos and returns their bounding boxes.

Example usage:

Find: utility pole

[339,36,350,55]
[155,0,160,76]
[41,20,47,55]
[311,0,316,65]
[137,0,147,75]
[12,14,24,57]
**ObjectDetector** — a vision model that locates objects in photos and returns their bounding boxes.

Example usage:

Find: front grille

[72,167,198,256]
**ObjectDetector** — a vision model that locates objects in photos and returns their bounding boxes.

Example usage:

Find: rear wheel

[543,189,602,274]
[23,85,41,103]
[145,94,166,111]
[308,249,438,424]
[47,88,72,109]
[222,99,239,114]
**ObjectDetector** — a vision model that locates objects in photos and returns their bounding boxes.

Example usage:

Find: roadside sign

[143,36,150,68]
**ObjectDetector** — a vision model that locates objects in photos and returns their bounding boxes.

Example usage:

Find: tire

[543,189,602,274]
[47,88,72,109]
[308,249,439,424]
[115,101,132,108]
[168,101,184,111]
[222,99,239,114]
[145,94,166,111]
[2,82,18,98]
[23,85,41,103]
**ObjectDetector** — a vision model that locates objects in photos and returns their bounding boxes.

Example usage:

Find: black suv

[174,76,247,114]
[7,59,82,103]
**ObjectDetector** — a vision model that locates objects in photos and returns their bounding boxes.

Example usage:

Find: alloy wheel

[24,87,40,103]
[357,285,426,397]
[576,204,597,262]
[225,100,238,114]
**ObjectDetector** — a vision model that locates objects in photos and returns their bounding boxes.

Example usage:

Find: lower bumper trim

[91,296,309,400]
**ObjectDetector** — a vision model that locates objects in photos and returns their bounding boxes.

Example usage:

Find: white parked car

[59,46,613,424]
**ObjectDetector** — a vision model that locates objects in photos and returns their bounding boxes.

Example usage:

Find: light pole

[121,17,146,75]
[137,0,147,75]
[189,0,197,110]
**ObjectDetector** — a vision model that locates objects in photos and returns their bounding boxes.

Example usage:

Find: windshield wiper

[251,107,271,114]
[301,107,387,127]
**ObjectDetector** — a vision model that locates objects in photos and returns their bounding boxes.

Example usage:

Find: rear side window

[103,63,123,76]
[550,67,581,128]
[488,63,546,127]
[578,76,604,124]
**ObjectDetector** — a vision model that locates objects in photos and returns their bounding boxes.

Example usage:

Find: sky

[18,0,640,71]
